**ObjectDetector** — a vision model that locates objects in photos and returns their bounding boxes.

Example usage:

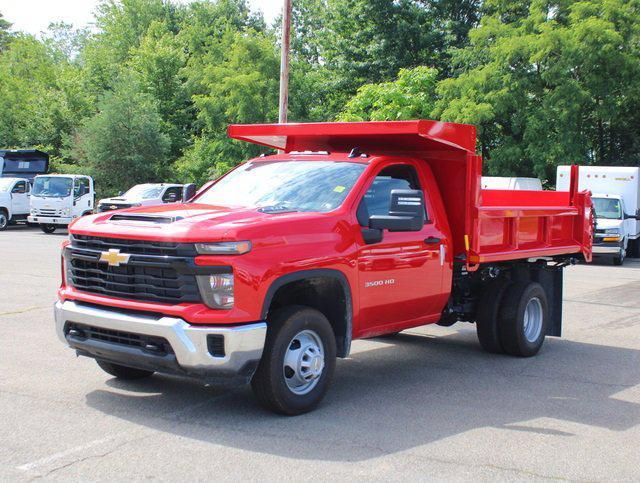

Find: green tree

[0,12,12,52]
[74,74,170,194]
[338,66,439,121]
[434,0,640,181]
[177,31,279,184]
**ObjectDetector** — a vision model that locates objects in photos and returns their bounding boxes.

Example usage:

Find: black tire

[475,278,513,354]
[498,281,548,357]
[0,210,8,231]
[40,224,56,233]
[251,306,337,415]
[96,360,154,380]
[613,250,624,266]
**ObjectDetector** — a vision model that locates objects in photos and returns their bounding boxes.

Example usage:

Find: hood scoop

[110,213,182,224]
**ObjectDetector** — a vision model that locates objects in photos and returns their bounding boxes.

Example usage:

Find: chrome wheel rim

[283,329,325,395]
[0,213,7,229]
[523,297,543,343]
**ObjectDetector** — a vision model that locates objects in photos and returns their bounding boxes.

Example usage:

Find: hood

[69,203,331,242]
[596,218,623,231]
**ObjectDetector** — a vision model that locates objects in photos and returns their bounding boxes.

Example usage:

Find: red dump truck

[55,121,593,414]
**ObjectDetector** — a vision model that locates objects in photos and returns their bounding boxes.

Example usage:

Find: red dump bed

[229,120,593,268]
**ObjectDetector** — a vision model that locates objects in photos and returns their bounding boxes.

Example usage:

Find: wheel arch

[261,269,353,358]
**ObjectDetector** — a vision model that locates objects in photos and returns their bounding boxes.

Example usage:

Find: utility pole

[278,0,292,124]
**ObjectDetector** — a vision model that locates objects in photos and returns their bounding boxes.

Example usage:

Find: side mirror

[369,189,425,232]
[183,183,197,202]
[626,210,640,220]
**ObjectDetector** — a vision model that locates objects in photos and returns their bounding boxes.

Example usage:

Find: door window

[74,178,90,197]
[12,181,27,194]
[162,187,183,203]
[357,164,427,226]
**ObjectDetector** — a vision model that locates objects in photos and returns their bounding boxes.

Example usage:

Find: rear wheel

[40,224,56,233]
[96,360,154,380]
[0,210,8,231]
[476,278,513,354]
[498,282,548,357]
[251,306,336,415]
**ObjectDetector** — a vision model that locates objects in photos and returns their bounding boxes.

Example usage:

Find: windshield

[593,197,622,220]
[32,176,73,198]
[196,160,366,212]
[123,184,164,200]
[0,179,15,192]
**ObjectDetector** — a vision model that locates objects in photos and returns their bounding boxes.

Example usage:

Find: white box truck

[482,177,543,190]
[28,174,94,233]
[557,166,640,264]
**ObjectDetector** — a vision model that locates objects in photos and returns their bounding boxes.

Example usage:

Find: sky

[0,0,283,36]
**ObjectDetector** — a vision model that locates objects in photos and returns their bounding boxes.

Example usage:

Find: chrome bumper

[54,300,267,385]
[28,215,74,225]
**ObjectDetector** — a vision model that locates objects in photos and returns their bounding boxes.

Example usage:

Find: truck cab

[0,178,31,230]
[97,183,186,212]
[28,174,94,233]
[54,121,592,415]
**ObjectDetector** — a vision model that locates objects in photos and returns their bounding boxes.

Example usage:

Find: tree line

[0,0,638,195]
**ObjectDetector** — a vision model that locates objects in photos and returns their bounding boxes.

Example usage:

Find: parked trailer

[557,166,640,263]
[55,120,592,414]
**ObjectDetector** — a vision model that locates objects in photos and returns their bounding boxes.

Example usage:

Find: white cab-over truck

[97,183,185,212]
[557,166,640,264]
[28,174,94,233]
[0,178,31,230]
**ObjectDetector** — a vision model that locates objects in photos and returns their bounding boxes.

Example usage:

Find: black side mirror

[183,183,197,202]
[369,189,425,232]
[626,210,640,220]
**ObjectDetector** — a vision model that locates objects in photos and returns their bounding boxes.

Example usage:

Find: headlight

[196,241,252,255]
[30,209,37,215]
[61,207,70,216]
[197,273,234,309]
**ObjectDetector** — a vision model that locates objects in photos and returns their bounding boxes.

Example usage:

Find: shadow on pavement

[84,329,640,461]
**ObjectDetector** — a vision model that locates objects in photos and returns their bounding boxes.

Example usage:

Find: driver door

[356,162,447,335]
[11,180,29,214]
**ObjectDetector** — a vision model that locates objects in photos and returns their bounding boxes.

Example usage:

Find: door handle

[424,237,441,244]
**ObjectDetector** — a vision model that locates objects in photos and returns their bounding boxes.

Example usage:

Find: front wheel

[0,211,8,231]
[251,306,336,415]
[613,249,625,266]
[40,224,56,233]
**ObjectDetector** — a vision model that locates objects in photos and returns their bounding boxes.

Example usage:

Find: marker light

[195,241,252,255]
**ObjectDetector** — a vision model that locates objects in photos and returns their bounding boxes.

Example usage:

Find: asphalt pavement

[1,225,640,481]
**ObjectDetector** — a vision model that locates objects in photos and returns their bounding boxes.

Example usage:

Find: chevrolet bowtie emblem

[99,249,131,267]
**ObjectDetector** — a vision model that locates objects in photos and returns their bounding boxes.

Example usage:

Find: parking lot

[1,226,640,481]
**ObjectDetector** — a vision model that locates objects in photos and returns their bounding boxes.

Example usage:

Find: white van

[0,178,31,230]
[28,174,94,233]
[481,177,543,190]
[556,166,640,264]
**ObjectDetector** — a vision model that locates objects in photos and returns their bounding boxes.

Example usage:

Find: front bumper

[592,240,624,255]
[28,215,73,226]
[54,300,267,386]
